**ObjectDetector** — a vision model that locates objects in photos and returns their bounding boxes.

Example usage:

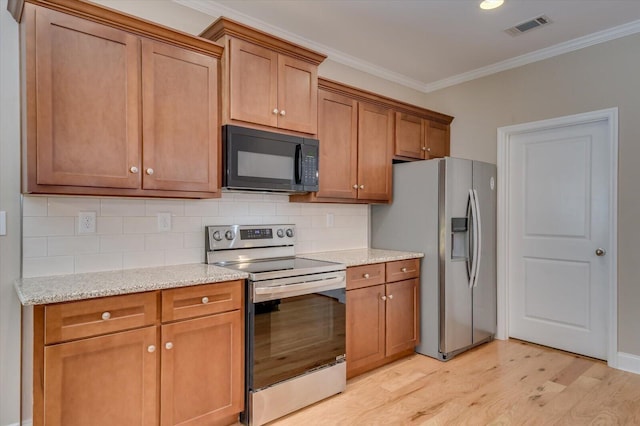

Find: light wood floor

[265,339,640,425]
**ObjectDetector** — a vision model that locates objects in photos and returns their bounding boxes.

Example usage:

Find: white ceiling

[177,0,640,93]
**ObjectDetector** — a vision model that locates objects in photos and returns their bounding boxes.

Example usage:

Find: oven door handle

[253,275,345,301]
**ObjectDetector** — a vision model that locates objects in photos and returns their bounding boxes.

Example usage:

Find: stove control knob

[277,228,285,238]
[286,228,294,238]
[225,230,235,240]
[212,231,222,241]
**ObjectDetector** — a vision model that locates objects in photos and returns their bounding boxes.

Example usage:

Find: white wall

[423,32,640,357]
[22,193,368,277]
[0,1,23,424]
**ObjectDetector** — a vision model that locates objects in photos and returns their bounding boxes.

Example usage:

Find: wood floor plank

[252,340,640,426]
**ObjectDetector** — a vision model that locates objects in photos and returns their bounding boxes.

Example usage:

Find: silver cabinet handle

[401,267,407,273]
[353,184,358,189]
[388,294,394,300]
[421,147,427,151]
[363,273,370,279]
[130,166,139,174]
[280,110,286,116]
[427,148,431,152]
[595,248,606,256]
[147,345,156,353]
[272,108,279,115]
[359,184,365,189]
[165,342,173,350]
[146,168,154,175]
[101,312,111,320]
[380,295,387,301]
[201,296,209,304]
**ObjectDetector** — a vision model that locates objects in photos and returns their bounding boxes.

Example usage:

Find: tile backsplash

[22,193,369,278]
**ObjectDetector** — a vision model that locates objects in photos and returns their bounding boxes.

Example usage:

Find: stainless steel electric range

[206,224,347,426]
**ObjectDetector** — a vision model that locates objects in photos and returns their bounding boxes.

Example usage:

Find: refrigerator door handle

[468,189,479,289]
[472,189,482,288]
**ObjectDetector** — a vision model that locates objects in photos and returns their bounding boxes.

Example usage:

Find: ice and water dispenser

[450,217,468,261]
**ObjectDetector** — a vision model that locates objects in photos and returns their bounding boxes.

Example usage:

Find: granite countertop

[16,248,423,306]
[299,248,423,267]
[15,264,248,306]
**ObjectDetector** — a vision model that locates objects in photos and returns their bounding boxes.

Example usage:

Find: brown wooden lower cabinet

[161,311,243,426]
[43,326,158,426]
[346,260,420,378]
[30,281,244,426]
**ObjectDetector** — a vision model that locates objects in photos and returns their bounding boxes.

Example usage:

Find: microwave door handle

[294,144,302,184]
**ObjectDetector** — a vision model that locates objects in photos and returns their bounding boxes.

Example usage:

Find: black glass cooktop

[220,257,345,281]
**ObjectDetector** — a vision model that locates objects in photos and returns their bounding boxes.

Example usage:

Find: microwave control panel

[301,142,319,190]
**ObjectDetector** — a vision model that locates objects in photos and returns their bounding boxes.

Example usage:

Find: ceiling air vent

[505,15,552,36]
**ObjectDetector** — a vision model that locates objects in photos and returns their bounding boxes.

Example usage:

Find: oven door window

[227,132,299,191]
[250,288,346,391]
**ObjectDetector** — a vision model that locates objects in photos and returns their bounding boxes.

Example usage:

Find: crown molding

[175,0,427,92]
[422,19,640,93]
[177,0,640,95]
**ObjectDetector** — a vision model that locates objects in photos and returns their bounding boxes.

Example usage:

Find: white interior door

[507,117,612,360]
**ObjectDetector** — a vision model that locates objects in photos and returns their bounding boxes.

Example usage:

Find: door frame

[496,108,618,368]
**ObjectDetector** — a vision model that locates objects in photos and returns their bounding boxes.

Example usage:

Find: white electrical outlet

[157,212,171,232]
[326,212,334,227]
[0,211,6,236]
[78,211,96,234]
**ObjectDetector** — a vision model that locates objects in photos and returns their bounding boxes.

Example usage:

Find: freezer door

[440,158,474,355]
[472,161,497,343]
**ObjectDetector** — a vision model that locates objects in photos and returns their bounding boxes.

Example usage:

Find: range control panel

[206,224,296,251]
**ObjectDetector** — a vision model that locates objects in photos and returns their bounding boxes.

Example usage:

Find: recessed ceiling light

[480,0,504,10]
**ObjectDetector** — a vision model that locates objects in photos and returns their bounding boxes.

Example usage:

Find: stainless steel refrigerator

[371,157,496,360]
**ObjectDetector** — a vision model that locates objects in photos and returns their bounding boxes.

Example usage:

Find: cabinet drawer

[44,291,159,344]
[347,263,386,290]
[386,259,420,283]
[162,280,243,322]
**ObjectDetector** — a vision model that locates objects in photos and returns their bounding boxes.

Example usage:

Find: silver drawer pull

[388,294,394,300]
[380,295,387,301]
[101,312,111,320]
[201,296,209,304]
[401,267,408,273]
[363,273,370,279]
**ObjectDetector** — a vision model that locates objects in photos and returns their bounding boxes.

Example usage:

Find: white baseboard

[617,352,640,375]
[4,421,31,426]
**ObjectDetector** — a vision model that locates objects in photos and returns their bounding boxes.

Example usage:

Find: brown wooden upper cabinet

[395,112,451,160]
[292,79,453,204]
[201,17,326,135]
[16,1,223,198]
[313,89,392,202]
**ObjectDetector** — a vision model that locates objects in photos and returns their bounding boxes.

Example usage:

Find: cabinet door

[385,279,419,357]
[160,311,243,426]
[316,89,358,199]
[141,39,219,193]
[43,327,158,426]
[425,121,450,159]
[346,285,385,377]
[229,38,278,128]
[277,55,318,134]
[31,7,140,189]
[357,103,393,201]
[394,112,425,159]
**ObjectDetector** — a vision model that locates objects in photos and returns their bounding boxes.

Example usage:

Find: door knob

[595,248,606,257]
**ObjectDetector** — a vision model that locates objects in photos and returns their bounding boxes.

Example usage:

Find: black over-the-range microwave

[222,125,319,193]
